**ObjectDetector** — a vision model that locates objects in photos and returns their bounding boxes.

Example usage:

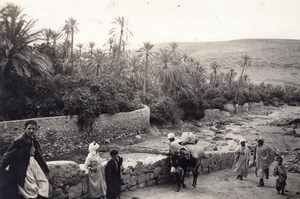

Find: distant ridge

[146,39,300,88]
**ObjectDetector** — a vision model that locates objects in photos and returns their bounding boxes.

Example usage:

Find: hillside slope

[152,39,300,87]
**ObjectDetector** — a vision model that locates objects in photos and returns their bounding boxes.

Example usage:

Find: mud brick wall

[0,106,150,158]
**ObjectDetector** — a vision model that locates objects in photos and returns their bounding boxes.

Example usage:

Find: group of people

[167,132,288,195]
[84,141,123,199]
[0,119,288,198]
[0,120,124,199]
[232,138,287,195]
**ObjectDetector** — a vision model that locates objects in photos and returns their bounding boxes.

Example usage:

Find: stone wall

[223,102,264,114]
[47,151,235,199]
[0,106,150,158]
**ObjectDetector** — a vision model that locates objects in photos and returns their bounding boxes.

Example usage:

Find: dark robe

[105,157,123,199]
[0,133,49,199]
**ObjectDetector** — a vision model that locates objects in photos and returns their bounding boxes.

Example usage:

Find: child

[273,156,287,195]
[84,142,107,199]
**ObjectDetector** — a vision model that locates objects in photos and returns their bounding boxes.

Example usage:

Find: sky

[1,0,300,49]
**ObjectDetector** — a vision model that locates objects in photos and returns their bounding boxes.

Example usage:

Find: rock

[130,175,137,185]
[153,167,161,177]
[63,185,70,194]
[53,188,63,197]
[64,176,80,186]
[147,179,156,186]
[69,183,82,198]
[139,182,146,188]
[52,194,69,199]
[210,127,219,133]
[105,139,111,143]
[213,146,218,151]
[48,183,53,198]
[137,174,146,183]
[224,104,235,113]
[135,135,142,139]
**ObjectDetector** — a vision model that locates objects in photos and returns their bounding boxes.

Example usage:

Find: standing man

[253,138,275,187]
[0,120,49,199]
[105,149,123,199]
[232,138,251,180]
[167,133,181,155]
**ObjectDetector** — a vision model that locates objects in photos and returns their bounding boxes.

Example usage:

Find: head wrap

[88,141,99,152]
[167,133,175,139]
[257,137,265,142]
[239,138,246,143]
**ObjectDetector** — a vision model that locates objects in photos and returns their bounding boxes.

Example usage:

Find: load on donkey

[167,132,206,192]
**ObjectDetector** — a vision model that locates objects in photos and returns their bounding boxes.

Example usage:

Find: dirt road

[121,167,300,199]
[120,105,300,199]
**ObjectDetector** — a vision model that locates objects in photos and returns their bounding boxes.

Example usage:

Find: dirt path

[119,105,300,199]
[121,168,300,199]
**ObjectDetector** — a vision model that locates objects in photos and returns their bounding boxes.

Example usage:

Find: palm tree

[137,42,154,96]
[234,55,252,101]
[86,49,106,76]
[76,43,83,68]
[88,41,95,55]
[168,42,179,53]
[209,61,221,88]
[106,37,114,54]
[225,68,237,89]
[51,30,62,48]
[109,16,133,75]
[128,55,143,88]
[64,17,78,73]
[41,28,53,46]
[0,3,53,98]
[152,49,185,94]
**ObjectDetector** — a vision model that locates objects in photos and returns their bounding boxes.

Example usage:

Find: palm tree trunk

[115,30,123,77]
[71,29,74,75]
[234,64,246,101]
[143,53,149,96]
[96,64,100,76]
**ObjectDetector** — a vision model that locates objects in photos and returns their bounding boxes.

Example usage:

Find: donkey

[170,148,201,192]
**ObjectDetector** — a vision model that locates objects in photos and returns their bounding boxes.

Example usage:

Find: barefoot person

[274,156,287,195]
[84,142,107,199]
[232,138,251,180]
[253,138,275,187]
[0,120,49,199]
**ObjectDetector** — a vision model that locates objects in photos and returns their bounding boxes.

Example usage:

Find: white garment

[18,157,49,199]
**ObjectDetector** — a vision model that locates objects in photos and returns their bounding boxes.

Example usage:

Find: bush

[149,96,181,125]
[178,94,205,120]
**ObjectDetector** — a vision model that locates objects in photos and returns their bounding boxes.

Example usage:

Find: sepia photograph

[0,0,299,198]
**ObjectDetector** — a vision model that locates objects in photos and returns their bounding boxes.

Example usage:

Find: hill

[150,39,300,88]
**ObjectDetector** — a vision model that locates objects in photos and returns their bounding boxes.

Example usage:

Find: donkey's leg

[181,169,186,188]
[176,169,182,192]
[192,166,199,188]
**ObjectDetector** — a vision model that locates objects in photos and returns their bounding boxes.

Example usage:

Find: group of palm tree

[2,2,291,122]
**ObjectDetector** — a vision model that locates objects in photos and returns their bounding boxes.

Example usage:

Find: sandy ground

[121,168,300,199]
[118,105,300,199]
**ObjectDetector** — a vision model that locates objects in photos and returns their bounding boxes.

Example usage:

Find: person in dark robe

[105,149,123,199]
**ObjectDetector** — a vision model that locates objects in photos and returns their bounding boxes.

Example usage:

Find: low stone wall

[223,102,264,114]
[0,106,150,158]
[47,151,235,199]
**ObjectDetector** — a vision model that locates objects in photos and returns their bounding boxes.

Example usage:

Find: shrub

[149,96,181,125]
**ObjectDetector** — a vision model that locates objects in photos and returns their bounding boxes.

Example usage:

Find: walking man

[232,138,251,180]
[0,120,49,199]
[253,138,275,187]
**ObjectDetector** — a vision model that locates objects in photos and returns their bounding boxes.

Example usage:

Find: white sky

[1,0,300,49]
